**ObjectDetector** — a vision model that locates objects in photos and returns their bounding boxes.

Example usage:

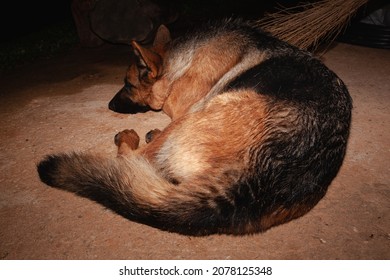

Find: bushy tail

[37,153,250,236]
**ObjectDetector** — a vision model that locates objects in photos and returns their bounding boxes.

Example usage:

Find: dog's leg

[114,129,140,156]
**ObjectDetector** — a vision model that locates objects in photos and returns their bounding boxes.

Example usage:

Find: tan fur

[259,205,313,231]
[141,33,268,119]
[114,90,268,196]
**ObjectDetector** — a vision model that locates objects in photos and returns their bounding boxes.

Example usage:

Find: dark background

[0,1,72,42]
[0,0,387,71]
[0,0,301,42]
[0,0,298,71]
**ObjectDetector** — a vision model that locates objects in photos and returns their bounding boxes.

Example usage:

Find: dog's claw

[114,133,121,146]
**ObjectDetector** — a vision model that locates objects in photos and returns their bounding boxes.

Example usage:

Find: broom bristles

[255,0,369,51]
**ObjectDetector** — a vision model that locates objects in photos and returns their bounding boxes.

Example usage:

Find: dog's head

[108,25,171,114]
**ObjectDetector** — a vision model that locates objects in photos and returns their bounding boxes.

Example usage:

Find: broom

[255,0,370,51]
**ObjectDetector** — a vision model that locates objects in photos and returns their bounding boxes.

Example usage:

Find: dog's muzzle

[108,87,150,114]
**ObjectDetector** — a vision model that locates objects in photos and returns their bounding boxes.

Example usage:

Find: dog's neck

[162,92,197,120]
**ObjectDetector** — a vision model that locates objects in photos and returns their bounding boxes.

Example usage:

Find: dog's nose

[108,100,116,111]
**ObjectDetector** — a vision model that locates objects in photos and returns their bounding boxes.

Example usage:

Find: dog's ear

[130,26,170,80]
[131,41,162,80]
[153,25,171,54]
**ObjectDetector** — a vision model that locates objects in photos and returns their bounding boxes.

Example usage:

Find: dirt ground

[0,41,389,260]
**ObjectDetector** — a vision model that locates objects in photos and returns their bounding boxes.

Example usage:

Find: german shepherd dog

[38,19,352,236]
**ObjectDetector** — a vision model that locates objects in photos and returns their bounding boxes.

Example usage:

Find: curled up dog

[37,19,352,236]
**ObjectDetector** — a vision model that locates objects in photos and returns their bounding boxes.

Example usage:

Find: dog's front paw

[114,129,140,150]
[145,129,162,144]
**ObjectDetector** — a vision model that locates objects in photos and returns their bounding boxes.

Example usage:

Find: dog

[37,19,352,236]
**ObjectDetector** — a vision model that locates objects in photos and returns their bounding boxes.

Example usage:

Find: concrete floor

[0,42,389,260]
